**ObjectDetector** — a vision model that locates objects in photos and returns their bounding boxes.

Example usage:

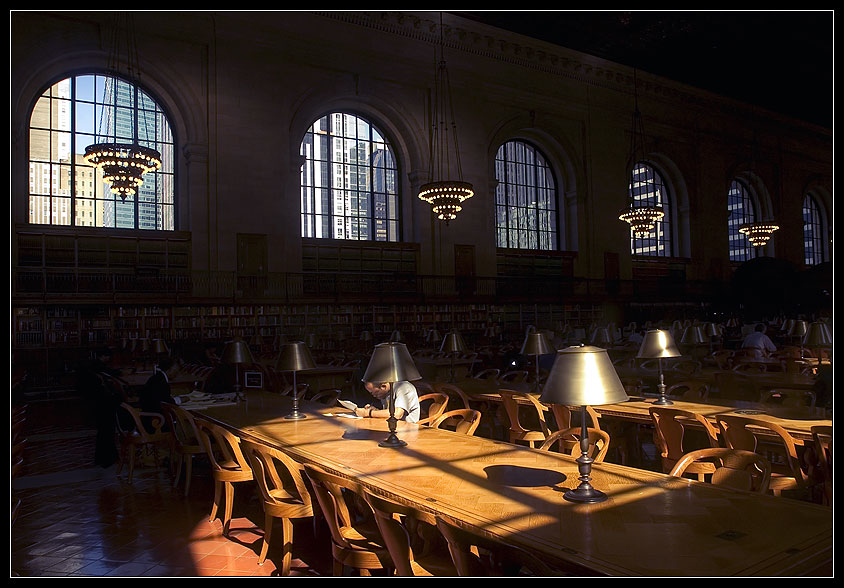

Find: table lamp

[426,328,441,344]
[703,322,721,352]
[803,322,831,362]
[389,330,403,343]
[637,329,682,405]
[788,320,808,357]
[152,338,169,367]
[362,342,422,448]
[222,338,255,402]
[441,329,468,382]
[521,332,553,394]
[540,345,628,503]
[277,341,316,420]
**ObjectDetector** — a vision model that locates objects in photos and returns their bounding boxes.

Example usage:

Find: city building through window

[803,193,826,265]
[629,162,672,257]
[727,179,758,262]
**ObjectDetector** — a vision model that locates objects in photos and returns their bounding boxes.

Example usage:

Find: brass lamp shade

[521,332,553,356]
[788,320,808,338]
[704,322,721,338]
[389,330,403,342]
[637,329,682,359]
[726,318,739,328]
[362,342,421,384]
[482,326,496,337]
[441,330,467,353]
[222,338,255,365]
[680,326,708,345]
[426,329,442,343]
[804,322,832,347]
[590,328,612,346]
[151,339,169,355]
[360,330,373,342]
[540,346,629,407]
[276,341,316,372]
[781,319,795,332]
[305,333,319,348]
[249,333,264,346]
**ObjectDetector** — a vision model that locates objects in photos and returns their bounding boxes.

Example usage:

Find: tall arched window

[727,179,758,262]
[629,162,672,256]
[300,112,399,242]
[494,140,558,250]
[28,74,174,229]
[803,194,826,265]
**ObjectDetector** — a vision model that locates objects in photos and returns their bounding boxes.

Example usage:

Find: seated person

[741,323,777,358]
[138,357,180,416]
[354,380,420,423]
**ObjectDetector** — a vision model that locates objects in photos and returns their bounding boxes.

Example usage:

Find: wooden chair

[309,388,341,406]
[500,370,529,384]
[498,389,551,448]
[161,403,206,496]
[715,414,810,497]
[416,392,450,426]
[649,406,720,478]
[241,440,314,572]
[303,463,392,576]
[363,489,456,576]
[704,349,733,370]
[669,448,771,493]
[810,425,832,506]
[281,383,310,399]
[115,402,170,484]
[548,404,601,432]
[194,418,254,536]
[430,409,482,436]
[670,359,702,376]
[472,368,499,380]
[666,379,710,402]
[432,382,472,410]
[435,515,562,576]
[732,362,767,374]
[538,427,610,463]
[759,389,816,409]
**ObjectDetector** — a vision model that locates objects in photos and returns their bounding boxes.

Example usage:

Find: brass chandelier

[739,221,779,246]
[84,13,161,200]
[418,13,474,224]
[619,70,664,236]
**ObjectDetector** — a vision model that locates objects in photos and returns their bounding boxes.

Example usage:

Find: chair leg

[210,480,222,523]
[183,456,193,497]
[222,481,234,536]
[173,452,184,488]
[280,517,293,576]
[333,559,344,576]
[258,512,272,565]
[127,445,136,483]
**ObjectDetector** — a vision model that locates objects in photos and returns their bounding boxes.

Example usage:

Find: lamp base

[564,486,608,504]
[284,412,307,420]
[652,397,674,406]
[378,433,407,448]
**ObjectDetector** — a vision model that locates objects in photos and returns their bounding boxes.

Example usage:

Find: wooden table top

[195,392,832,576]
[614,366,817,391]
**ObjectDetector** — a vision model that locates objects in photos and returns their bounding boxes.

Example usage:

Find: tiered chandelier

[739,221,779,246]
[418,13,474,224]
[619,69,664,236]
[84,13,161,201]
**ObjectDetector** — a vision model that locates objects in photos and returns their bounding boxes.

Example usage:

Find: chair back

[433,382,472,410]
[416,392,450,426]
[500,370,528,383]
[472,368,499,380]
[309,388,341,406]
[362,489,424,576]
[281,383,310,399]
[161,403,202,451]
[435,515,559,576]
[241,440,312,511]
[759,389,816,409]
[498,389,551,445]
[649,406,720,473]
[548,404,601,431]
[811,425,832,505]
[666,380,709,402]
[538,427,610,462]
[431,409,482,436]
[669,447,771,493]
[194,418,252,476]
[116,402,166,441]
[715,413,808,488]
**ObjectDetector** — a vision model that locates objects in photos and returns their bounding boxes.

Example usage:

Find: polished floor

[11,395,334,577]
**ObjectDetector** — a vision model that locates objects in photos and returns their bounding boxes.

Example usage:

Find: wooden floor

[11,396,335,577]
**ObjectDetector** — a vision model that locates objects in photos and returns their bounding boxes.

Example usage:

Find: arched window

[803,194,826,265]
[28,74,174,229]
[300,112,399,242]
[727,179,758,262]
[494,140,558,250]
[629,162,672,256]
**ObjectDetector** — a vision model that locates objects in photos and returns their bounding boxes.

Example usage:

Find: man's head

[364,381,391,399]
[755,323,767,333]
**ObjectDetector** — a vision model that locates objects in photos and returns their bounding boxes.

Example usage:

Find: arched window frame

[27,73,175,230]
[299,111,401,242]
[727,178,759,262]
[493,139,559,251]
[629,161,672,257]
[803,193,827,266]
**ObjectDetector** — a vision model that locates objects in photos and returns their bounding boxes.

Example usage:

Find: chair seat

[410,551,459,576]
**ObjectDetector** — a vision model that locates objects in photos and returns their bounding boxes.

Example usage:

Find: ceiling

[455,11,833,129]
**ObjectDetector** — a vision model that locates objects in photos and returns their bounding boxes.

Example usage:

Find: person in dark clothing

[77,348,126,468]
[138,357,179,417]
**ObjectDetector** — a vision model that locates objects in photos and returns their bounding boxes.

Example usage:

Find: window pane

[629,162,672,257]
[494,140,558,250]
[27,74,175,230]
[727,179,757,262]
[300,112,400,242]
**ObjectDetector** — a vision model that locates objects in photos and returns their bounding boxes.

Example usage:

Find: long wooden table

[195,392,832,576]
